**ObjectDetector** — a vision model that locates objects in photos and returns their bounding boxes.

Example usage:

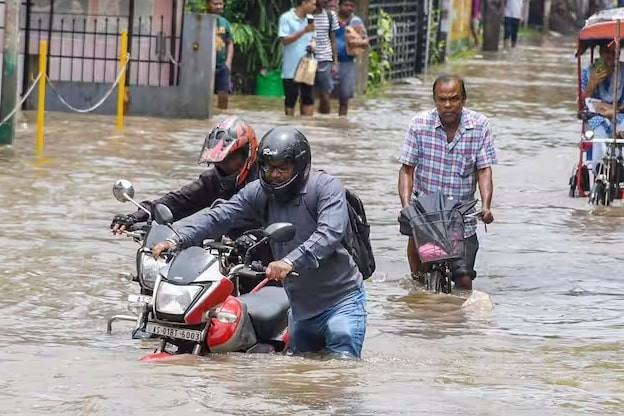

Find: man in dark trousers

[398,74,497,290]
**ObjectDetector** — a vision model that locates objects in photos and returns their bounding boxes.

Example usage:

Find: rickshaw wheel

[590,180,608,206]
[569,179,577,197]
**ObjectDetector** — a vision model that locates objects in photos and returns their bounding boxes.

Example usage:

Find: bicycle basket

[408,209,465,263]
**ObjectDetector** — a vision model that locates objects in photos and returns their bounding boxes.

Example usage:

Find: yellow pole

[36,40,48,155]
[116,30,128,130]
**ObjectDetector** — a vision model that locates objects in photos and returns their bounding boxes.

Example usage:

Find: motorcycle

[106,179,233,338]
[138,204,296,360]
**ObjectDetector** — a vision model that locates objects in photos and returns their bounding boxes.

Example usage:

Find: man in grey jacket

[152,126,367,359]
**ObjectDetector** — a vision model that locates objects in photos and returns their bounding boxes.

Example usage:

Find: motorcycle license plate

[145,323,202,342]
[127,294,152,304]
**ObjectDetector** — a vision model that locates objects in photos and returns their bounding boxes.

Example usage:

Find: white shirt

[504,0,524,19]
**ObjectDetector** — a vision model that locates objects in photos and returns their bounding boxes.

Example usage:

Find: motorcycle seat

[239,287,290,341]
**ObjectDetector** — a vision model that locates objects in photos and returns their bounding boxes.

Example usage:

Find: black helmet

[257,126,311,201]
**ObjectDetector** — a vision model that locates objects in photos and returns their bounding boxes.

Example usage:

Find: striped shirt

[313,9,339,62]
[398,108,497,237]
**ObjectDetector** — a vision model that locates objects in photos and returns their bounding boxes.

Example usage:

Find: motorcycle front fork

[107,309,146,334]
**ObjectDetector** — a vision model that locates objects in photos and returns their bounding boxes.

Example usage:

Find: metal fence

[0,0,182,92]
[367,0,431,79]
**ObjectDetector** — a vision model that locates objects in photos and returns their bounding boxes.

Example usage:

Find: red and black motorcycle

[139,204,296,361]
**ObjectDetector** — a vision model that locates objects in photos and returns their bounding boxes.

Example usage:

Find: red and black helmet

[198,116,258,187]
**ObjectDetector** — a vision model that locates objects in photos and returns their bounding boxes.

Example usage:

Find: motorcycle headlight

[139,253,166,290]
[155,282,202,315]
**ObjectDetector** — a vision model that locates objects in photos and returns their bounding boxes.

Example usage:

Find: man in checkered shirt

[398,74,497,290]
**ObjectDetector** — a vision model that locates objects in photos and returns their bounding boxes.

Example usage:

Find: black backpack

[302,171,376,279]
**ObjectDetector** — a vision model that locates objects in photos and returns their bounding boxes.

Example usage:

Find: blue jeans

[288,286,367,359]
[314,61,334,94]
[334,60,356,100]
[214,65,231,93]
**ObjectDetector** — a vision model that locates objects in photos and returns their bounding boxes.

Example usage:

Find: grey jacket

[174,172,362,320]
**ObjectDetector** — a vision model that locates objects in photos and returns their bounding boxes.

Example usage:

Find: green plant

[367,8,394,93]
[185,0,207,12]
[230,22,284,71]
[187,0,295,91]
[228,0,295,72]
[428,8,445,65]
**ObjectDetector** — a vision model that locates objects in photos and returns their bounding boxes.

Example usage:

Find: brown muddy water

[1,36,623,415]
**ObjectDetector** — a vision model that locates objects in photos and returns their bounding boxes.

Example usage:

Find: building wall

[25,12,217,120]
[447,0,473,54]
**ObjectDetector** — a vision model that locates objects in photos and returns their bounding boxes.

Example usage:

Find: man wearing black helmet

[152,126,367,359]
[110,116,259,234]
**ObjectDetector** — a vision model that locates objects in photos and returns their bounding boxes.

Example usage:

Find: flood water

[2,36,624,415]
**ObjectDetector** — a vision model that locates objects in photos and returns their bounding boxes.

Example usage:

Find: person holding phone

[278,0,318,116]
[581,41,624,173]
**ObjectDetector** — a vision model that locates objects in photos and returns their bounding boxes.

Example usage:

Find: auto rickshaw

[570,8,624,205]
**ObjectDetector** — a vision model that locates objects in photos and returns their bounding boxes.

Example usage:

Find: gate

[367,0,428,79]
[20,0,183,93]
[0,0,217,120]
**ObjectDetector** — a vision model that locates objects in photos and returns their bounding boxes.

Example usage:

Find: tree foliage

[186,0,296,72]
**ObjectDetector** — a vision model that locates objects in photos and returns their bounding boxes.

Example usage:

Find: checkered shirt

[398,107,497,237]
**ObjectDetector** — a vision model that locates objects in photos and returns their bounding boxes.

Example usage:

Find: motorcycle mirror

[264,222,295,243]
[112,179,152,220]
[154,203,174,225]
[113,179,134,202]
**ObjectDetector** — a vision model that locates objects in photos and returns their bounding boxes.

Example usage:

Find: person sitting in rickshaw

[582,40,624,173]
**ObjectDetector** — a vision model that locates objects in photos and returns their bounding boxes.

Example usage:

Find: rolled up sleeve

[398,117,420,166]
[476,119,497,169]
[284,175,348,270]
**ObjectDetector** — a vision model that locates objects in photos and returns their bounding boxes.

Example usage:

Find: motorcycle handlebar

[120,223,150,240]
[122,230,145,240]
[204,241,234,252]
[235,266,299,280]
[464,211,483,220]
[149,247,177,260]
[128,222,150,232]
[578,110,602,121]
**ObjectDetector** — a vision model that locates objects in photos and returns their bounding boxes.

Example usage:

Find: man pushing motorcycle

[152,126,368,359]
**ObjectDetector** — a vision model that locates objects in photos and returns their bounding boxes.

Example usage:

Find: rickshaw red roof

[579,8,624,41]
[578,21,624,40]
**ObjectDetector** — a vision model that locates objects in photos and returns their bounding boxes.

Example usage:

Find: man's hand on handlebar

[480,208,494,224]
[152,240,176,259]
[265,260,294,281]
[110,214,137,235]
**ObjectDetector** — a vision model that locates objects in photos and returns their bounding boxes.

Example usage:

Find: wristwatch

[282,257,294,268]
[165,238,178,248]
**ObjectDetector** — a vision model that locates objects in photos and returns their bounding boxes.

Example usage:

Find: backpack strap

[300,170,361,261]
